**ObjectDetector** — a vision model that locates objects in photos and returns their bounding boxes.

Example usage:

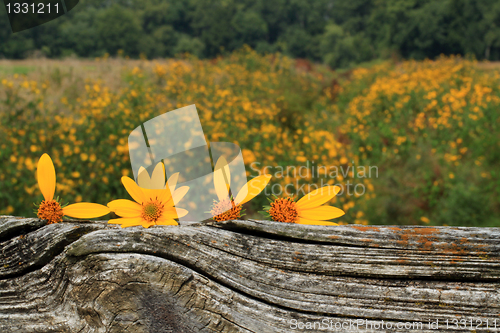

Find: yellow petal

[173,186,189,205]
[234,174,272,206]
[108,217,143,228]
[156,218,179,226]
[121,176,147,204]
[296,217,339,226]
[298,206,345,220]
[63,203,110,219]
[137,167,151,189]
[160,206,179,219]
[37,153,56,202]
[214,156,230,201]
[174,208,188,218]
[143,187,172,205]
[296,186,341,210]
[107,199,140,210]
[107,199,142,218]
[167,172,179,192]
[151,162,166,189]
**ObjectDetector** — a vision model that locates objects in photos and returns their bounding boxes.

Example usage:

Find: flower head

[211,198,243,222]
[35,153,110,224]
[107,162,189,228]
[265,186,344,225]
[268,197,299,223]
[211,156,271,222]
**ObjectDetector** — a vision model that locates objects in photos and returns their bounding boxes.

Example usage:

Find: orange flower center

[269,197,298,223]
[211,198,242,222]
[37,200,64,224]
[141,199,164,224]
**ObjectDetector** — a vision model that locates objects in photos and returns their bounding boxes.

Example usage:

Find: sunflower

[265,186,344,225]
[35,153,110,224]
[107,163,189,228]
[211,157,271,222]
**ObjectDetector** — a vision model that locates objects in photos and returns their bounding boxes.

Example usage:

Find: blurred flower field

[0,49,499,226]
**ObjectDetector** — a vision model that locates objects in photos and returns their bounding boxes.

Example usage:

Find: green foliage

[95,5,143,57]
[174,34,205,57]
[436,183,493,227]
[2,0,499,66]
[320,24,374,69]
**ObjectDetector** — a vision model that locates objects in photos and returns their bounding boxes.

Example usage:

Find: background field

[0,50,499,226]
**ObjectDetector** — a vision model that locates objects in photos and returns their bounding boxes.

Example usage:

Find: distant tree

[0,6,33,58]
[190,0,237,57]
[173,33,205,57]
[95,4,143,57]
[320,24,374,68]
[448,0,500,60]
[0,33,35,59]
[0,0,499,65]
[231,10,268,50]
[57,8,100,57]
[279,25,316,59]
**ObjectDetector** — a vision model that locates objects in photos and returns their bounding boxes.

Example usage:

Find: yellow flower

[107,163,189,228]
[241,149,256,164]
[36,153,110,224]
[211,157,271,222]
[267,186,344,226]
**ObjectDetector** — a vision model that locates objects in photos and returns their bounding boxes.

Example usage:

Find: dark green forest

[1,0,500,68]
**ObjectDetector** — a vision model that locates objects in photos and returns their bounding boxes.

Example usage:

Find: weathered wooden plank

[0,216,45,242]
[0,220,107,279]
[0,216,499,332]
[221,219,500,253]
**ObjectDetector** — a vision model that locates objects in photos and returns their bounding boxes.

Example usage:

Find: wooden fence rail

[1,216,499,332]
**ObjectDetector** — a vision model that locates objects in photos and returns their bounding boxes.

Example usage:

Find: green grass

[0,65,36,75]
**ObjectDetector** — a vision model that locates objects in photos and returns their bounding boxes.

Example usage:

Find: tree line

[1,0,499,68]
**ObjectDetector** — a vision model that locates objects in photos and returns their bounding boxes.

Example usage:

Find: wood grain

[1,216,499,332]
